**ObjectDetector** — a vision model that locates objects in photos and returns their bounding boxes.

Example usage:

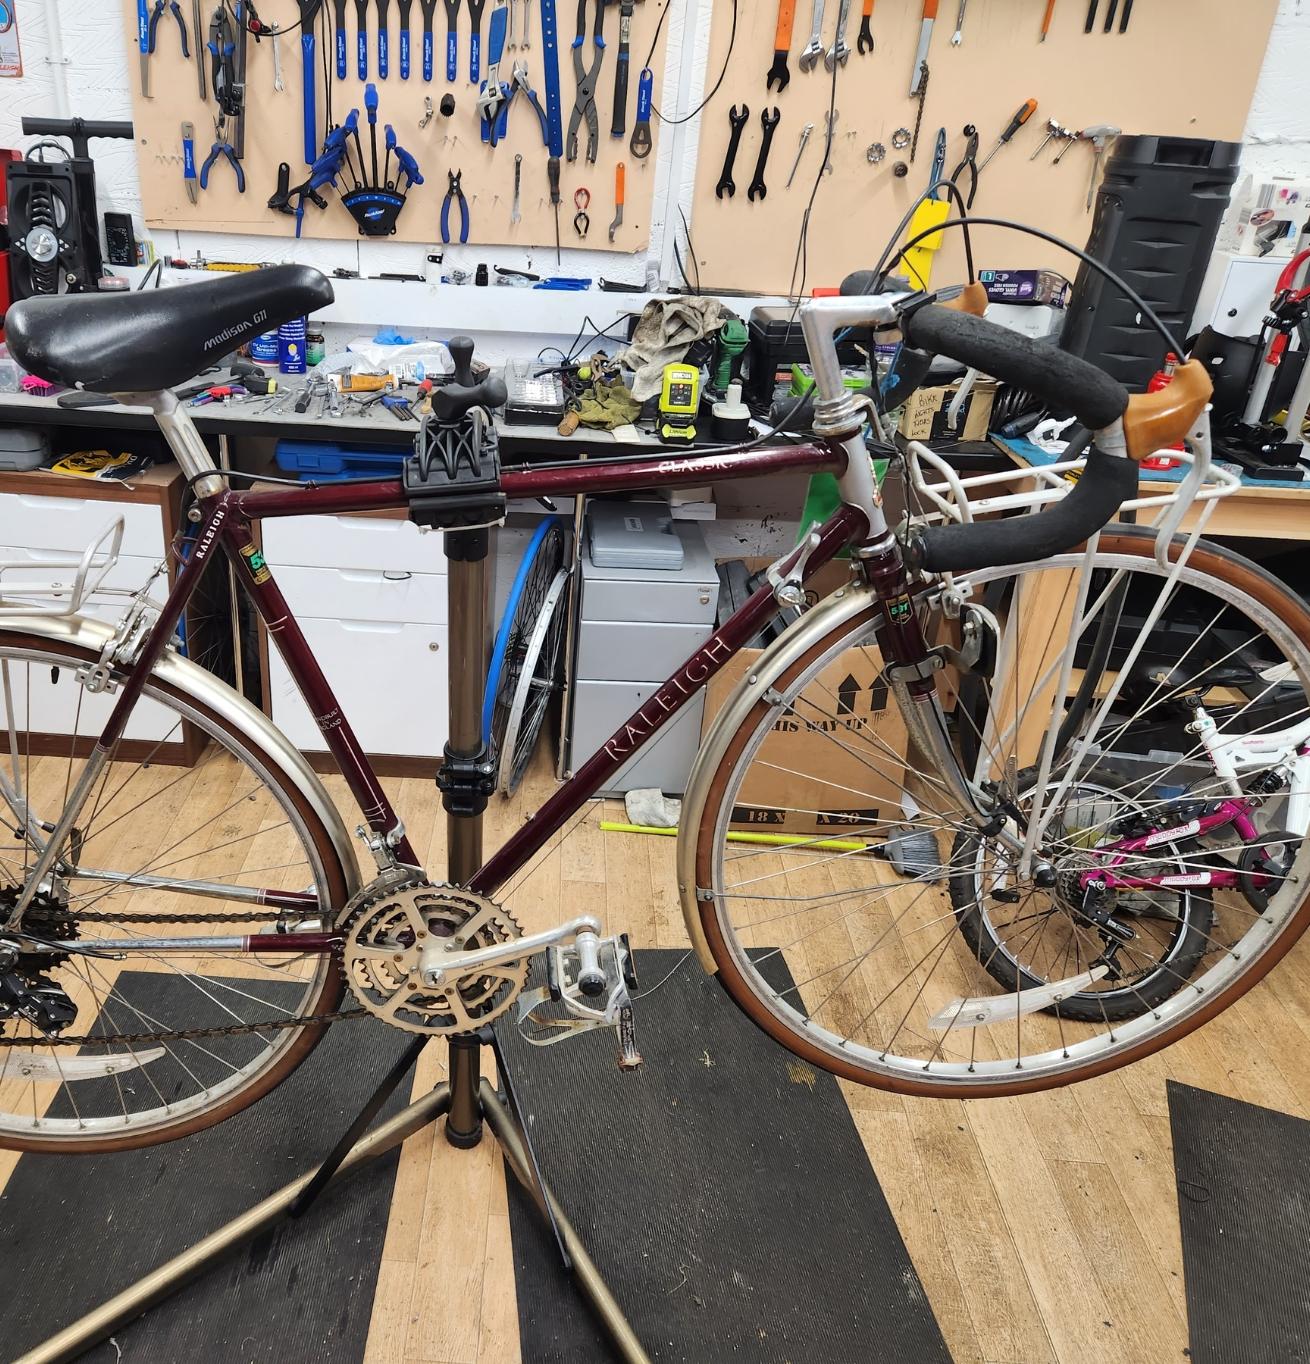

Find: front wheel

[685,529,1310,1097]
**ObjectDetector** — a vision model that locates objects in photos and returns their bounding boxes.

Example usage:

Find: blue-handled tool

[295,153,344,236]
[397,0,412,76]
[394,144,424,194]
[383,123,397,185]
[419,0,438,79]
[477,3,511,145]
[929,126,947,197]
[377,0,390,75]
[541,0,565,260]
[181,121,198,204]
[629,65,652,158]
[355,0,368,76]
[441,168,469,243]
[365,83,381,184]
[442,0,460,80]
[138,0,153,96]
[200,116,246,192]
[468,0,487,82]
[298,1,325,166]
[333,0,348,77]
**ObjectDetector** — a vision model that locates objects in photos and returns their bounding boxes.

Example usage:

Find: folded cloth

[619,297,726,401]
[576,377,643,430]
[624,787,682,829]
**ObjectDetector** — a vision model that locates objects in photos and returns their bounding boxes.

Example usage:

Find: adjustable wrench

[797,0,825,73]
[825,0,852,70]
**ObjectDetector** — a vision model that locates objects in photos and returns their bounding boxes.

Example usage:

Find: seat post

[140,390,226,498]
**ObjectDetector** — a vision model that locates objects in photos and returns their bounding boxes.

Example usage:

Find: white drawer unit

[266,617,449,759]
[0,492,165,560]
[274,565,448,626]
[261,513,449,574]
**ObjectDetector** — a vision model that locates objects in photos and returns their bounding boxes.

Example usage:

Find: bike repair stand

[21,363,651,1364]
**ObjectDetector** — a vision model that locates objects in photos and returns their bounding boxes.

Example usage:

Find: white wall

[2,0,1308,289]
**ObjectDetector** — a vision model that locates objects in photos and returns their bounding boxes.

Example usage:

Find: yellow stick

[598,821,871,853]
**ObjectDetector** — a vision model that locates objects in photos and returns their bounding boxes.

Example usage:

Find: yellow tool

[658,362,700,442]
[340,372,395,393]
[599,821,872,853]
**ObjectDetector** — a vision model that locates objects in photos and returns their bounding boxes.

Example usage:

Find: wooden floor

[349,759,1310,1364]
[9,747,1310,1363]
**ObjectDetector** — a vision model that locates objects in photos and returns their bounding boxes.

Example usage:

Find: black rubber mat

[1170,1080,1310,1363]
[498,949,952,1364]
[0,973,415,1361]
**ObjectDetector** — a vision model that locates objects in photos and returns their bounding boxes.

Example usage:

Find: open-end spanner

[766,0,796,92]
[716,104,749,199]
[825,0,853,70]
[821,108,837,174]
[748,107,781,201]
[797,0,825,72]
[857,0,874,53]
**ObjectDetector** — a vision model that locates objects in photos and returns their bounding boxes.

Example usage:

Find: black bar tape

[901,305,1130,433]
[911,445,1138,574]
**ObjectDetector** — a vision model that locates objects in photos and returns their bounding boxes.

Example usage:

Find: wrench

[521,0,531,47]
[786,121,813,187]
[951,0,966,44]
[821,108,837,174]
[511,152,522,222]
[272,28,285,90]
[825,0,852,69]
[748,107,781,201]
[797,0,825,72]
[716,104,750,198]
[508,0,517,47]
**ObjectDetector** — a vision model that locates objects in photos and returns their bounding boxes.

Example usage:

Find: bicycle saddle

[4,265,334,393]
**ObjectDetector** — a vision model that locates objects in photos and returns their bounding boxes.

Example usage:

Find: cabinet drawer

[0,493,164,560]
[569,680,704,796]
[274,565,448,626]
[580,520,717,626]
[262,514,448,574]
[575,619,711,683]
[267,617,448,757]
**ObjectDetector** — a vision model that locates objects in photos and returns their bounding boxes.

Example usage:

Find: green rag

[575,378,642,431]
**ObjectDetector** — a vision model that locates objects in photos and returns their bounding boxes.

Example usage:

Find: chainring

[341,880,526,1035]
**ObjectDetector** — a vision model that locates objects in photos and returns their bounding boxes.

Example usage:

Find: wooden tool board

[120,0,670,252]
[686,0,1280,295]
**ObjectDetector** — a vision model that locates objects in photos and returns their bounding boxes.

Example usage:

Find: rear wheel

[688,530,1310,1096]
[0,629,352,1151]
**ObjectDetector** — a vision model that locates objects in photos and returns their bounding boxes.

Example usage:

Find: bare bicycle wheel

[685,529,1310,1096]
[0,628,353,1151]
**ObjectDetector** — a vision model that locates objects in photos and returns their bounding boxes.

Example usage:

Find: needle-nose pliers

[441,168,469,243]
[950,123,979,208]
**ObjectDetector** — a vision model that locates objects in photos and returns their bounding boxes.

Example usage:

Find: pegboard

[686,0,1280,296]
[120,0,671,252]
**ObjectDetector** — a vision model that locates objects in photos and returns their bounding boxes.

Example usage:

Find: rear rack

[0,519,125,616]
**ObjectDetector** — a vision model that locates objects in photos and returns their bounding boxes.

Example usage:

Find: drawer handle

[382,571,413,582]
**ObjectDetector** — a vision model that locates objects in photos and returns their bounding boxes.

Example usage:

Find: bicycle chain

[3,909,358,1049]
[910,61,929,162]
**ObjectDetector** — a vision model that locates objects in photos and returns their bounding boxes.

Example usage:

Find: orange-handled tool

[608,162,626,243]
[858,0,875,54]
[1041,0,1056,40]
[978,98,1038,171]
[910,0,938,93]
[767,0,798,91]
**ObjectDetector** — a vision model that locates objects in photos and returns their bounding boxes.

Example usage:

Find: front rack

[0,518,125,616]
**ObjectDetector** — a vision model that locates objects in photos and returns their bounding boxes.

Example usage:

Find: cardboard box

[979,269,1072,308]
[897,380,997,443]
[702,561,907,836]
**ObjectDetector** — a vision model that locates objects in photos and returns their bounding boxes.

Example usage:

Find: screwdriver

[977,98,1038,173]
[548,155,562,265]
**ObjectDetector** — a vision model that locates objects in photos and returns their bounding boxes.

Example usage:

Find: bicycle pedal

[520,932,642,1070]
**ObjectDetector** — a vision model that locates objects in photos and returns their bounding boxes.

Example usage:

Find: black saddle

[3,265,334,393]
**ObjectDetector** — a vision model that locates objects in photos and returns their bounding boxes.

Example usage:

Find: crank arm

[419,912,601,986]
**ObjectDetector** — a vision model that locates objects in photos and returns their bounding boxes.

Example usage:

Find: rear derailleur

[0,941,77,1034]
[517,932,643,1070]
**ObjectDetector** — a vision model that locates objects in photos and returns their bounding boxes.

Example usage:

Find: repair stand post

[17,523,651,1364]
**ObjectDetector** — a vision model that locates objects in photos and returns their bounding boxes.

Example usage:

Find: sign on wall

[0,0,21,78]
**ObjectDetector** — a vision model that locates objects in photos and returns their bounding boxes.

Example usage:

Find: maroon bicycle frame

[92,439,884,955]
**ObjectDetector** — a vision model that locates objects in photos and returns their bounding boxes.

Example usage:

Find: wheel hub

[341,880,525,1035]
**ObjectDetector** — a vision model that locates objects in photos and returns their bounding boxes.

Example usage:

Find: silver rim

[701,545,1310,1090]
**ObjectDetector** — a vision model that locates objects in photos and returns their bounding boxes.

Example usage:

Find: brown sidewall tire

[0,632,350,1153]
[694,529,1310,1097]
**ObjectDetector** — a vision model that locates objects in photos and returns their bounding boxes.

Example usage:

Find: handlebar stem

[799,292,910,440]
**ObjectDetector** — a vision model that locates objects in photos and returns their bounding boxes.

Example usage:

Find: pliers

[441,168,469,243]
[567,0,605,164]
[200,116,246,192]
[148,0,190,56]
[950,123,979,207]
[509,61,550,143]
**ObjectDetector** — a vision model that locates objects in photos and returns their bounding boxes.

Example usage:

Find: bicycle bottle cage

[403,407,506,531]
